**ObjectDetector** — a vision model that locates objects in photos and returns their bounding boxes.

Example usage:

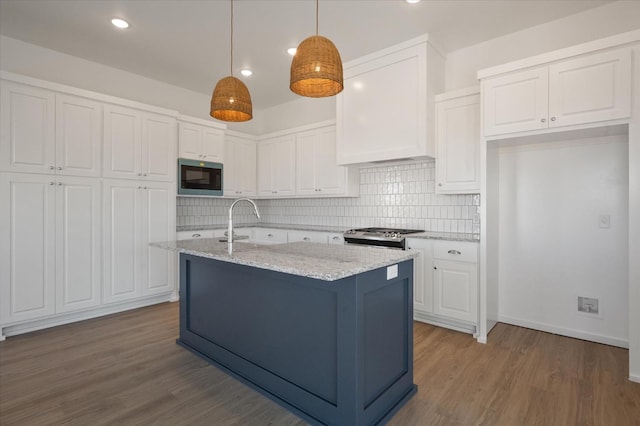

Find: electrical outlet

[599,214,610,229]
[578,297,599,315]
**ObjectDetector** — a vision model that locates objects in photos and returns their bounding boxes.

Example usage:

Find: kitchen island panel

[178,254,416,426]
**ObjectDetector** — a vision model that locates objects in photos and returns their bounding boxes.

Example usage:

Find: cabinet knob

[438,183,443,187]
[192,234,201,238]
[138,186,142,189]
[143,173,147,177]
[541,118,546,123]
[138,173,142,176]
[49,181,55,185]
[267,233,274,237]
[550,116,556,122]
[57,182,63,186]
[332,236,340,240]
[143,186,148,190]
[49,166,55,170]
[57,167,62,170]
[303,237,310,241]
[447,250,462,255]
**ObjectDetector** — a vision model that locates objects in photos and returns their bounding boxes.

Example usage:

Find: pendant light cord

[230,0,234,75]
[316,0,319,35]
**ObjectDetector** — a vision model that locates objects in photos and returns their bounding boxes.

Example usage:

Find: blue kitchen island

[155,239,416,426]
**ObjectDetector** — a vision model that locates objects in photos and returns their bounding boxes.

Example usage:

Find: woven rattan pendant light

[211,0,252,122]
[290,0,343,97]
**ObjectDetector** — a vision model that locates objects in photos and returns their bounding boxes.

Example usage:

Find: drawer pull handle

[303,237,310,241]
[267,233,273,237]
[192,234,201,238]
[448,250,461,255]
[332,236,340,240]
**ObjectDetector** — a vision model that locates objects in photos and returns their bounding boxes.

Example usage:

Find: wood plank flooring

[1,302,639,425]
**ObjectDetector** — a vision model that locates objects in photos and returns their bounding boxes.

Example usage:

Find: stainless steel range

[343,227,424,250]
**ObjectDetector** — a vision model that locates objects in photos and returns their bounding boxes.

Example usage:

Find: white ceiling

[0,0,612,109]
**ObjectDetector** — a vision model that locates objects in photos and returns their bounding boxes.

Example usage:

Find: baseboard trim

[1,293,175,338]
[629,374,640,384]
[498,315,629,348]
[413,311,477,335]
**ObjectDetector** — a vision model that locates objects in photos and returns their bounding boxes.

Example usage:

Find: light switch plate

[599,214,611,229]
[387,264,398,280]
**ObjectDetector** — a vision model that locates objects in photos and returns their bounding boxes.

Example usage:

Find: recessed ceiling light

[406,0,421,3]
[240,69,253,77]
[111,18,130,29]
[287,47,297,56]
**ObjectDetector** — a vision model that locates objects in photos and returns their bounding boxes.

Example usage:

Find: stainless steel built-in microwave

[177,158,223,196]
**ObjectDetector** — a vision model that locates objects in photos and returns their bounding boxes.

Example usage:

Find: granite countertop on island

[152,239,416,281]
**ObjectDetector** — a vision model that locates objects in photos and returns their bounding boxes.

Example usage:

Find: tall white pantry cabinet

[0,73,178,339]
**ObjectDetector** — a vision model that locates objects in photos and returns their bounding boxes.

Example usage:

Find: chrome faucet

[228,198,261,255]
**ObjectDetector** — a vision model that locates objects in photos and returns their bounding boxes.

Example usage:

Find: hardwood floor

[1,302,639,425]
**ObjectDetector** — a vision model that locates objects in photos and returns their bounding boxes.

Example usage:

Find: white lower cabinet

[433,241,479,324]
[408,238,479,333]
[406,239,434,315]
[103,180,175,304]
[0,173,101,324]
[251,228,288,244]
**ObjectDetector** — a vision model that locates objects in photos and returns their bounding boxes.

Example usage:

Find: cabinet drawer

[252,228,288,243]
[433,241,478,263]
[287,230,328,244]
[176,230,216,240]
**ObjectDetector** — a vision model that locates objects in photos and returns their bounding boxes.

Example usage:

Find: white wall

[497,136,629,347]
[0,35,262,135]
[445,1,640,91]
[257,96,336,135]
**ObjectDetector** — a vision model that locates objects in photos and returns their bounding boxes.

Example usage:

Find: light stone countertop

[176,223,480,242]
[152,239,416,281]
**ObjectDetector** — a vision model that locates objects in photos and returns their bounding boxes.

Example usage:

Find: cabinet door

[0,82,56,174]
[257,142,275,196]
[295,131,318,196]
[313,127,345,195]
[435,94,480,194]
[141,182,175,296]
[407,239,434,314]
[433,260,478,323]
[55,177,101,313]
[337,43,428,164]
[0,173,56,323]
[102,179,143,303]
[482,67,548,136]
[225,135,256,197]
[142,113,176,182]
[178,122,202,160]
[103,105,142,179]
[202,127,225,162]
[549,49,631,127]
[236,139,257,196]
[274,136,296,196]
[56,94,102,177]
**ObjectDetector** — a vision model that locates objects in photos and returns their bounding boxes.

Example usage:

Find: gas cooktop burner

[343,227,424,250]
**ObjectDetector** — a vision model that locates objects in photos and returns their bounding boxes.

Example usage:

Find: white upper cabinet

[482,48,631,137]
[224,133,257,197]
[336,35,445,165]
[482,68,549,136]
[1,81,101,176]
[257,135,296,197]
[435,88,480,194]
[142,112,176,182]
[296,125,359,197]
[178,117,225,162]
[104,104,176,182]
[548,49,631,127]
